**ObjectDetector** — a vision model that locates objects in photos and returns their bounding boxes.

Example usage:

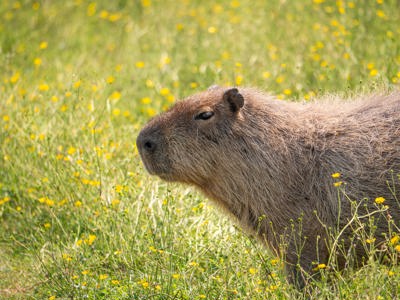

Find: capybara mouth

[141,160,175,182]
[137,148,175,181]
[139,156,156,175]
[138,153,163,175]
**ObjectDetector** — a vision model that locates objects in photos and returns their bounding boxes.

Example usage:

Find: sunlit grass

[1,0,400,299]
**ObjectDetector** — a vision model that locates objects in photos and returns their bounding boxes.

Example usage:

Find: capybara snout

[136,124,172,178]
[137,126,160,155]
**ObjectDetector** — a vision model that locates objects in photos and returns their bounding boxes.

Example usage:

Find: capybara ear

[223,88,244,113]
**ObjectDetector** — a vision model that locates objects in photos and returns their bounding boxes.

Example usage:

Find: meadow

[1,0,400,299]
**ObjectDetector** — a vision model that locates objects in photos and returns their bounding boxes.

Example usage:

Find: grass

[1,0,400,299]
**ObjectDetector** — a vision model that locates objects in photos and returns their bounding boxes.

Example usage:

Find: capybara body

[137,86,400,287]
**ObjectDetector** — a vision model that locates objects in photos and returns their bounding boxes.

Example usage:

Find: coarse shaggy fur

[136,86,400,287]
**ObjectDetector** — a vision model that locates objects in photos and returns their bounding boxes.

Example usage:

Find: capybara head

[136,86,246,185]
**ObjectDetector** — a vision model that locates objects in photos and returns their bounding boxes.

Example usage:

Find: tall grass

[1,0,400,299]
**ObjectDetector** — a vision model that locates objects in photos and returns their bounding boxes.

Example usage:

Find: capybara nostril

[143,140,156,153]
[136,129,159,155]
[137,134,157,154]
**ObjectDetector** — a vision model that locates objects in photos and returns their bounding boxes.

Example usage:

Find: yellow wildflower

[138,279,149,288]
[110,91,121,101]
[38,83,49,91]
[10,72,20,83]
[390,235,399,245]
[276,75,284,84]
[87,2,96,16]
[145,79,154,88]
[176,23,184,31]
[99,10,109,18]
[160,87,170,96]
[262,71,271,79]
[235,75,243,86]
[91,84,99,92]
[106,76,115,84]
[376,10,386,18]
[208,26,217,34]
[73,80,81,89]
[62,253,72,261]
[111,199,120,206]
[45,198,54,206]
[375,197,385,204]
[99,274,108,280]
[39,41,48,50]
[283,89,292,96]
[160,55,171,65]
[34,57,42,66]
[141,97,151,104]
[141,0,151,7]
[313,263,326,271]
[369,69,378,77]
[189,261,199,267]
[167,95,175,103]
[249,268,257,274]
[86,234,96,245]
[109,13,122,22]
[0,197,10,205]
[135,61,145,68]
[67,147,76,155]
[112,108,121,117]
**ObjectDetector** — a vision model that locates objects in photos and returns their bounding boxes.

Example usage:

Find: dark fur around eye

[195,111,214,120]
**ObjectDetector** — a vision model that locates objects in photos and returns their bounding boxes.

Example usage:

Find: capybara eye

[195,111,214,120]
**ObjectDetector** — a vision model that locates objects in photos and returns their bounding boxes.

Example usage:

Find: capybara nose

[137,131,157,155]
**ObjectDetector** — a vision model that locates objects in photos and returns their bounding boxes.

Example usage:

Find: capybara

[136,86,400,287]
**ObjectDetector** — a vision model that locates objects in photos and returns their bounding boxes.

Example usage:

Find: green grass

[1,0,400,299]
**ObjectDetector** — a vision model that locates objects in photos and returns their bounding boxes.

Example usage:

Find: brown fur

[136,86,400,287]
